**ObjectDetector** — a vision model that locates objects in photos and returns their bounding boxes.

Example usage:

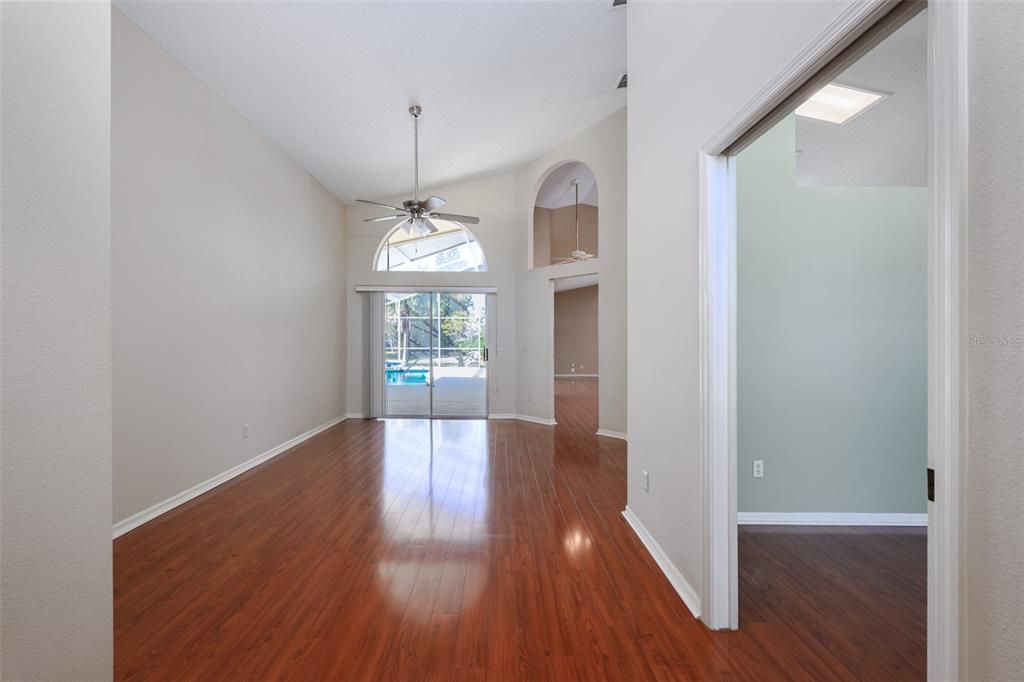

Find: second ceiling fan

[357,106,479,237]
[554,178,596,264]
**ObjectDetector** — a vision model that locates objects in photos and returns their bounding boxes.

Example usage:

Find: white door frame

[697,2,967,680]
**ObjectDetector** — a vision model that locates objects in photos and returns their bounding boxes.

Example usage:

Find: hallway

[115,382,924,680]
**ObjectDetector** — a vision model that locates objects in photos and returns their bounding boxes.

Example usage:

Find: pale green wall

[737,116,927,513]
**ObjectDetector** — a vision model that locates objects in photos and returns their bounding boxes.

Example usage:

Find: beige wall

[627,0,860,607]
[1,2,113,677]
[546,204,598,265]
[554,285,598,375]
[533,207,551,267]
[517,111,627,433]
[113,11,348,525]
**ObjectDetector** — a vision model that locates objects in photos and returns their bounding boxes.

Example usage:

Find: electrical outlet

[641,469,650,492]
[753,460,764,478]
[242,423,249,439]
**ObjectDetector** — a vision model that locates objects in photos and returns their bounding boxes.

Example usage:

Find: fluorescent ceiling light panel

[795,83,886,125]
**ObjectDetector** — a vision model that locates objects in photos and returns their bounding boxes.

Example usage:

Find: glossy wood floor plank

[115,378,925,680]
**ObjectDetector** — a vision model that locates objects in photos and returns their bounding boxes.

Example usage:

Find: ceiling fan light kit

[357,106,480,236]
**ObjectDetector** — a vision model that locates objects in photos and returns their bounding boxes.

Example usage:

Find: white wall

[517,111,627,432]
[0,2,113,677]
[966,2,1024,678]
[737,116,927,514]
[113,11,348,524]
[627,0,857,606]
[346,172,519,417]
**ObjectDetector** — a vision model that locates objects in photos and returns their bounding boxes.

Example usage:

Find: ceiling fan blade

[421,195,447,212]
[430,212,480,225]
[364,214,408,223]
[357,198,405,212]
[422,217,441,234]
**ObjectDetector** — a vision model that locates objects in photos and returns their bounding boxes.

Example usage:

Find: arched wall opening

[530,161,598,269]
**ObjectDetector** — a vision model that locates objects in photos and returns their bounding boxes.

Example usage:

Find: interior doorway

[552,275,599,430]
[384,291,489,418]
[731,12,929,673]
[697,1,968,678]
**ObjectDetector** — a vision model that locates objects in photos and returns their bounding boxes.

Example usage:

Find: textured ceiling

[115,1,627,203]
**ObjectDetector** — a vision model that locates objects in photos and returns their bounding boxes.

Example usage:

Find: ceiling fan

[357,105,479,237]
[556,179,596,264]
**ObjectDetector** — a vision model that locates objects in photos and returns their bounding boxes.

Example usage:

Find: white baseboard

[595,429,628,441]
[554,373,598,378]
[738,512,927,526]
[488,413,557,426]
[622,506,701,619]
[344,412,365,420]
[113,415,348,539]
[513,414,557,426]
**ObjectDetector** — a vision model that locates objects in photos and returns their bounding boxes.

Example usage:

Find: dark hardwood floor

[115,378,925,680]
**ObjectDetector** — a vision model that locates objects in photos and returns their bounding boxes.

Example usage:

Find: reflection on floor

[554,376,599,433]
[115,382,926,680]
[740,525,926,681]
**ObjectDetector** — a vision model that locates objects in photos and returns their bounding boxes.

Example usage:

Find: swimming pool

[386,368,429,385]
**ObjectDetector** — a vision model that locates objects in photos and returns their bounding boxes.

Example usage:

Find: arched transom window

[374,220,487,272]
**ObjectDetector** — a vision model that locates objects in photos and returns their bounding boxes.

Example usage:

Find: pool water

[386,368,429,385]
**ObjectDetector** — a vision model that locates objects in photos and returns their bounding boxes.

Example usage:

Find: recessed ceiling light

[795,83,887,125]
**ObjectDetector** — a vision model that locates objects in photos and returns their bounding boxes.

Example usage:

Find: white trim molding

[488,413,557,426]
[514,414,557,427]
[702,0,897,155]
[927,2,968,680]
[354,284,497,294]
[697,3,965,671]
[738,512,927,526]
[113,415,348,538]
[345,412,365,420]
[595,429,627,441]
[622,506,701,619]
[698,151,737,631]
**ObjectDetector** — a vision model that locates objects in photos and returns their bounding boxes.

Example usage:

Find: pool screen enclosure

[384,292,489,417]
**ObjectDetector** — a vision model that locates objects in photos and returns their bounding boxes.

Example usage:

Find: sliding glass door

[384,292,488,418]
[431,293,487,416]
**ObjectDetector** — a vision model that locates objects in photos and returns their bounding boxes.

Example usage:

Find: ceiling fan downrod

[410,105,421,201]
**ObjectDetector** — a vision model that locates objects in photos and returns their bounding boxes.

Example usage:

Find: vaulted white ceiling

[115,1,627,203]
